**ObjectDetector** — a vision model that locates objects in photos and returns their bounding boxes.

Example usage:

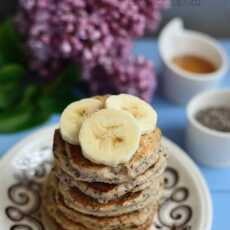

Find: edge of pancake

[56,193,158,230]
[43,175,156,230]
[58,175,163,217]
[56,153,166,203]
[53,129,162,183]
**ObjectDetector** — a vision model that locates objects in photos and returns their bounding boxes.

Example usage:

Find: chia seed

[196,106,230,132]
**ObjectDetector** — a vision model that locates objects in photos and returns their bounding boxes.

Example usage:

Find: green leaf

[0,84,19,109]
[0,63,82,132]
[41,63,81,113]
[18,85,38,107]
[0,19,25,66]
[0,64,25,82]
[0,106,32,132]
[44,63,80,93]
[0,53,5,67]
[0,104,50,133]
[0,85,51,133]
[0,64,26,109]
[38,95,59,114]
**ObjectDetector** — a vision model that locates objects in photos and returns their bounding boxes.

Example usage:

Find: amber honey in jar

[171,55,217,75]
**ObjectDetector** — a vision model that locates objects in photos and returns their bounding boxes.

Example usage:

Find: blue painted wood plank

[212,192,230,229]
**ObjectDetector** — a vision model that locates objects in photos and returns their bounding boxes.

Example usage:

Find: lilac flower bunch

[85,56,156,101]
[17,0,168,100]
[92,0,169,37]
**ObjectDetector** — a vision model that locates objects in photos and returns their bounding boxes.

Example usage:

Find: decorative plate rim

[162,137,212,230]
[0,124,212,230]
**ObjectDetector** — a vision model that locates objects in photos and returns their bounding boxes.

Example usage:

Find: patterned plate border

[5,147,192,230]
[0,126,211,230]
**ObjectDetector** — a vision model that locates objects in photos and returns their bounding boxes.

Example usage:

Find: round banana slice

[60,98,103,145]
[106,94,157,134]
[79,109,141,167]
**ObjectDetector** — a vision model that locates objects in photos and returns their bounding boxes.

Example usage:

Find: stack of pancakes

[43,127,167,230]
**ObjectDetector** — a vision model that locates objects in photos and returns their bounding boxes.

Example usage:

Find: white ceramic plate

[0,125,212,230]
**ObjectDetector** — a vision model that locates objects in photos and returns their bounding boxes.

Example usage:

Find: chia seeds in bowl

[196,106,230,133]
[186,90,230,167]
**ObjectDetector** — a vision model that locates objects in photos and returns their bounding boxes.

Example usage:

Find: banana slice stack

[43,94,167,230]
[60,94,157,166]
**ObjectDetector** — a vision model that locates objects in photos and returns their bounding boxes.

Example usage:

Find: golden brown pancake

[45,204,153,230]
[45,208,153,230]
[57,174,163,217]
[53,128,161,184]
[57,194,157,230]
[55,152,166,203]
[43,177,156,230]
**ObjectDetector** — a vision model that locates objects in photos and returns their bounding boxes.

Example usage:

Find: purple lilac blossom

[85,56,156,102]
[16,0,167,99]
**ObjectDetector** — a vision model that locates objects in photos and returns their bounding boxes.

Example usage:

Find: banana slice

[60,98,103,145]
[79,109,141,166]
[106,94,157,134]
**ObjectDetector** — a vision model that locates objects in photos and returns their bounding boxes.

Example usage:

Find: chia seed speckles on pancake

[43,95,167,230]
[57,173,163,217]
[53,129,162,183]
[43,176,156,230]
[55,153,166,203]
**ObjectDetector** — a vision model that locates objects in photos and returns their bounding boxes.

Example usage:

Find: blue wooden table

[1,39,230,230]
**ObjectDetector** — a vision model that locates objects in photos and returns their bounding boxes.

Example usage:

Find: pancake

[53,128,161,183]
[45,206,153,230]
[44,204,153,230]
[56,194,157,230]
[43,178,155,230]
[55,153,166,203]
[42,206,60,230]
[43,175,89,230]
[57,174,163,217]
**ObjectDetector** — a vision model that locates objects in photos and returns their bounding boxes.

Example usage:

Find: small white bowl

[159,18,228,104]
[186,90,230,167]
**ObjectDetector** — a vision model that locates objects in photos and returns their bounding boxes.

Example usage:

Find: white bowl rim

[159,25,229,82]
[187,89,230,138]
